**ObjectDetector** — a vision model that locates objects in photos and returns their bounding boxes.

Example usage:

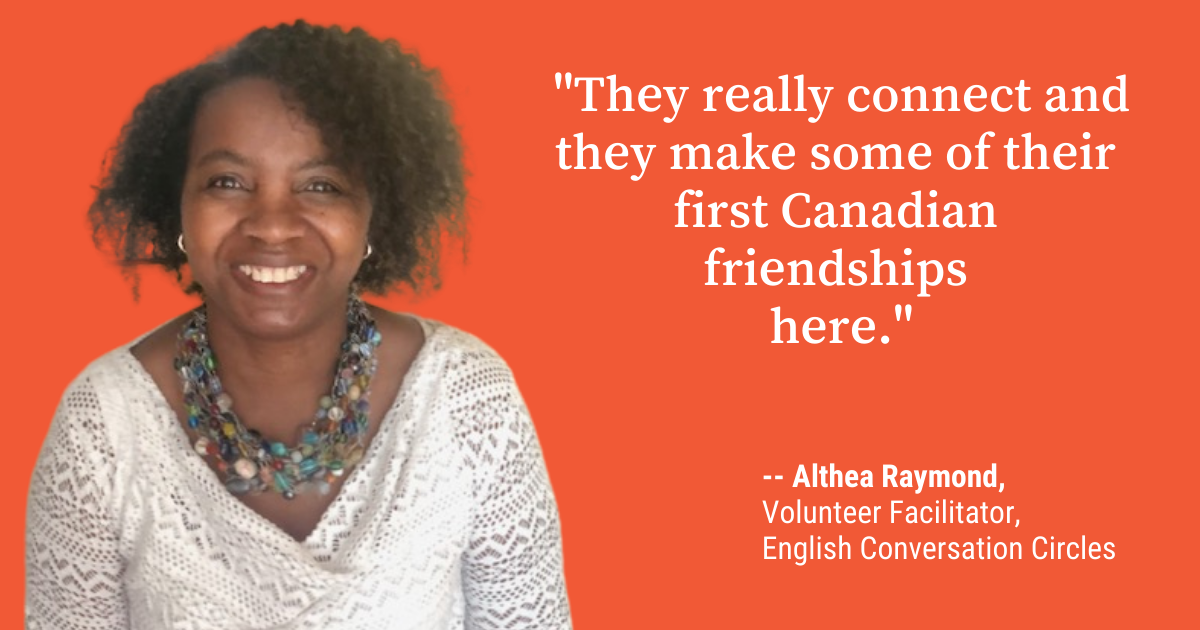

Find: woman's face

[180,77,371,339]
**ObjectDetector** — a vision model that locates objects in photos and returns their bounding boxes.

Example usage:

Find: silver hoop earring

[177,234,187,255]
[364,243,373,260]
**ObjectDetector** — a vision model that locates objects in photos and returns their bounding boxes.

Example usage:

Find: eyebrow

[295,156,340,171]
[192,149,341,172]
[194,149,250,169]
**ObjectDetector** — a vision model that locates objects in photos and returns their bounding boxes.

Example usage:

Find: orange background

[3,1,1196,626]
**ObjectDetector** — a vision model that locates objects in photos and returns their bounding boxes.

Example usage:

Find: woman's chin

[205,275,350,341]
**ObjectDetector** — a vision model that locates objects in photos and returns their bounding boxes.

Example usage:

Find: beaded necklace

[174,294,382,500]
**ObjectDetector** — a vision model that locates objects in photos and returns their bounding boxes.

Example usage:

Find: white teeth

[238,265,308,284]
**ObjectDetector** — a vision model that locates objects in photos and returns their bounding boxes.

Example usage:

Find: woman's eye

[306,181,341,194]
[208,175,244,190]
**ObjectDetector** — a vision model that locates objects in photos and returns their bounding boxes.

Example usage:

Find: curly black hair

[89,20,466,297]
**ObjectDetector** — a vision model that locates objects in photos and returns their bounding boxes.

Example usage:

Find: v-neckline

[119,313,439,550]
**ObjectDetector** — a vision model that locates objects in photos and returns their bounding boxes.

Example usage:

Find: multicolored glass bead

[233,458,258,480]
[174,294,380,500]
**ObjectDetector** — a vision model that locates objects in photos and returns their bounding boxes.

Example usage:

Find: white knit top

[25,316,571,629]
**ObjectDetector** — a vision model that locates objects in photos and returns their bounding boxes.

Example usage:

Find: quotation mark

[555,72,574,89]
[883,304,912,345]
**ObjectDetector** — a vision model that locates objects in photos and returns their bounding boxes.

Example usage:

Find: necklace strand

[174,294,382,499]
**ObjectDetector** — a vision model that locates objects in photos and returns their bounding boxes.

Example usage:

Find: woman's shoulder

[380,312,528,416]
[405,314,517,379]
[70,314,184,397]
[62,338,155,408]
[53,316,187,441]
[41,333,165,483]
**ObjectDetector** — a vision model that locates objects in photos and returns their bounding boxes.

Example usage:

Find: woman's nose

[240,189,306,245]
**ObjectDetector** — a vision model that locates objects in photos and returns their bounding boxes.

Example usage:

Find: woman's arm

[457,351,571,629]
[26,368,130,629]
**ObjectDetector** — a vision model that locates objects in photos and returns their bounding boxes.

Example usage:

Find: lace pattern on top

[25,317,571,630]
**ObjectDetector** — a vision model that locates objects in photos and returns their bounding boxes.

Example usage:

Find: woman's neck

[202,300,350,439]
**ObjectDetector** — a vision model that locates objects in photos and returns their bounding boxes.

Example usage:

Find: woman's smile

[237,264,308,283]
[230,262,316,297]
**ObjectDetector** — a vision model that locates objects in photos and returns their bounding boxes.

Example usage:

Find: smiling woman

[25,21,570,630]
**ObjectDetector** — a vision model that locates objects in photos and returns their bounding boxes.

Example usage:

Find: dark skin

[131,78,425,543]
